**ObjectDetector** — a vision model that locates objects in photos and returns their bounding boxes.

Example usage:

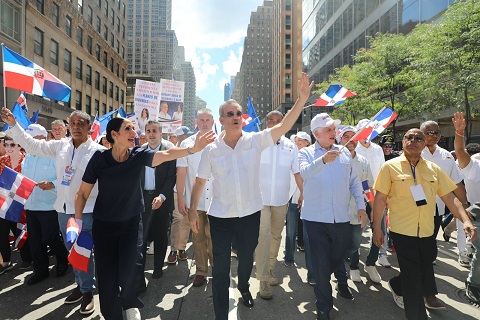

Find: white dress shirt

[197,129,274,218]
[259,136,299,206]
[176,133,213,212]
[422,145,463,214]
[7,125,105,215]
[355,142,385,181]
[349,153,373,225]
[460,158,480,204]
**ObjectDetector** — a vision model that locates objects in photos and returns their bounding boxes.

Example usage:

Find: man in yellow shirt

[372,128,476,320]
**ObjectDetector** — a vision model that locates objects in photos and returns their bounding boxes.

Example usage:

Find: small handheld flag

[243,96,261,132]
[354,107,398,142]
[314,84,356,107]
[66,217,80,243]
[14,222,28,249]
[68,232,93,273]
[362,180,374,203]
[0,167,37,222]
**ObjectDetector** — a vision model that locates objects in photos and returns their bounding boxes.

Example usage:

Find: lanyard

[410,163,417,185]
[70,147,76,166]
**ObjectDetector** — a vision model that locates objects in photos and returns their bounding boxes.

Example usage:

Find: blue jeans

[58,213,96,293]
[468,220,480,287]
[284,200,299,263]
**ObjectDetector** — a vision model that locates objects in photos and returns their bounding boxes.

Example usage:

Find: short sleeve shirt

[373,154,457,237]
[83,147,155,222]
[460,158,480,204]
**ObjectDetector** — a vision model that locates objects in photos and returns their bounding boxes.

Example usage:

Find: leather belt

[144,190,156,194]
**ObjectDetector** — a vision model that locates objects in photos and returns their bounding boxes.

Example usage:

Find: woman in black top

[74,117,214,320]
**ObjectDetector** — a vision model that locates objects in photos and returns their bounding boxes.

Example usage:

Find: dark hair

[466,143,480,156]
[141,108,149,119]
[106,117,126,144]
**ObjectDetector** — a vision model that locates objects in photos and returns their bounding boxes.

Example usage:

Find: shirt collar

[314,141,339,152]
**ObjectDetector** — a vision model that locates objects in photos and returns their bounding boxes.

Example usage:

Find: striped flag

[314,84,356,107]
[68,232,93,273]
[0,167,36,222]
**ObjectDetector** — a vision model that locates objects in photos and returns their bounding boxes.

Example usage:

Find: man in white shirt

[158,102,172,121]
[256,111,302,300]
[420,120,468,267]
[2,108,104,315]
[178,109,215,287]
[188,73,313,320]
[355,119,390,268]
[453,112,480,304]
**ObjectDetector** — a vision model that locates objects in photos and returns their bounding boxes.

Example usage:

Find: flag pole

[1,43,6,111]
[338,106,387,153]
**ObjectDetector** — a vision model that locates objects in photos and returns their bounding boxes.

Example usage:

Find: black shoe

[336,283,353,299]
[56,261,69,277]
[64,286,83,304]
[137,284,147,294]
[79,292,95,315]
[317,311,330,320]
[240,291,254,308]
[152,268,164,279]
[466,281,480,304]
[27,272,49,285]
[19,261,32,270]
[443,233,450,242]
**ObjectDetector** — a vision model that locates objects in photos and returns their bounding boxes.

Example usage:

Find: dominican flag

[362,180,374,203]
[17,92,28,113]
[354,107,398,142]
[0,167,36,222]
[314,84,356,107]
[68,232,93,273]
[2,45,71,102]
[90,114,101,141]
[14,222,28,249]
[117,106,127,118]
[243,96,261,132]
[66,217,80,243]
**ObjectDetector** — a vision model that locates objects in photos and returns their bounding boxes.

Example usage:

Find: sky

[171,0,265,122]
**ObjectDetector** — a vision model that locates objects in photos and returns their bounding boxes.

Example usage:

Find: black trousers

[93,215,144,320]
[26,210,68,275]
[209,211,260,320]
[389,232,437,320]
[0,217,31,263]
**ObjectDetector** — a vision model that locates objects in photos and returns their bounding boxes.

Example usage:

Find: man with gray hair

[256,110,302,299]
[2,108,104,315]
[188,73,313,319]
[51,119,68,140]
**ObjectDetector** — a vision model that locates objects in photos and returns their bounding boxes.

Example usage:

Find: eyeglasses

[403,135,425,143]
[4,143,17,148]
[425,130,441,136]
[382,144,393,148]
[224,111,243,117]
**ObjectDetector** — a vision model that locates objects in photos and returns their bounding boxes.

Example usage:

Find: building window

[120,89,124,104]
[115,63,119,77]
[95,44,101,61]
[110,8,114,25]
[34,28,43,56]
[76,27,83,46]
[102,77,107,94]
[87,6,93,24]
[77,0,83,14]
[76,58,82,79]
[1,0,21,41]
[109,81,113,98]
[103,51,108,67]
[115,86,119,101]
[110,32,114,47]
[94,71,100,89]
[103,0,108,16]
[66,16,72,37]
[104,25,108,40]
[94,99,99,114]
[110,58,114,72]
[86,65,91,85]
[120,68,124,81]
[36,0,44,14]
[64,49,71,73]
[50,39,58,65]
[87,36,92,54]
[96,16,101,33]
[102,103,106,114]
[85,95,91,114]
[75,91,82,110]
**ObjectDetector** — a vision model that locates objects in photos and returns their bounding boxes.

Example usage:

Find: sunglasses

[4,143,18,148]
[382,144,393,148]
[224,111,243,117]
[425,130,441,136]
[403,135,425,143]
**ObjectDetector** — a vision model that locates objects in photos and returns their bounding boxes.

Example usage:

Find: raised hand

[192,130,216,153]
[1,107,16,126]
[298,72,314,101]
[452,112,466,131]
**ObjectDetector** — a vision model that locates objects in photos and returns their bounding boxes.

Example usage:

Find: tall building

[195,96,207,110]
[271,0,302,135]
[1,0,127,128]
[223,83,231,101]
[179,61,196,130]
[126,0,177,81]
[231,1,273,121]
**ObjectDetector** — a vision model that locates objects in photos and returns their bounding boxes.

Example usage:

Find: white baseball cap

[293,131,312,144]
[26,124,47,137]
[310,113,341,133]
[356,119,370,130]
[339,126,357,138]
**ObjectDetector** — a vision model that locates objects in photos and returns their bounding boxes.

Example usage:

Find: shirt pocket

[278,150,292,167]
[420,174,437,198]
[211,155,228,177]
[392,174,414,198]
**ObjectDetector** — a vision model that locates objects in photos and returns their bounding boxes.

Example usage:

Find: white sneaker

[459,252,471,268]
[350,269,361,283]
[259,280,272,299]
[146,242,154,255]
[365,265,381,283]
[125,308,141,320]
[388,280,404,309]
[378,255,391,268]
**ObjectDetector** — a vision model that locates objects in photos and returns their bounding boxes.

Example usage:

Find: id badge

[61,166,76,186]
[410,184,427,206]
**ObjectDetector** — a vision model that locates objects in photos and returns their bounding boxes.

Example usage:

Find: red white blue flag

[314,84,356,107]
[354,107,398,142]
[14,222,28,249]
[242,96,261,132]
[68,232,93,273]
[362,180,374,203]
[2,45,71,102]
[0,167,36,222]
[90,114,101,141]
[66,217,80,244]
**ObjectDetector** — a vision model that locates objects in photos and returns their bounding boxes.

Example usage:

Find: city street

[1,228,479,320]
